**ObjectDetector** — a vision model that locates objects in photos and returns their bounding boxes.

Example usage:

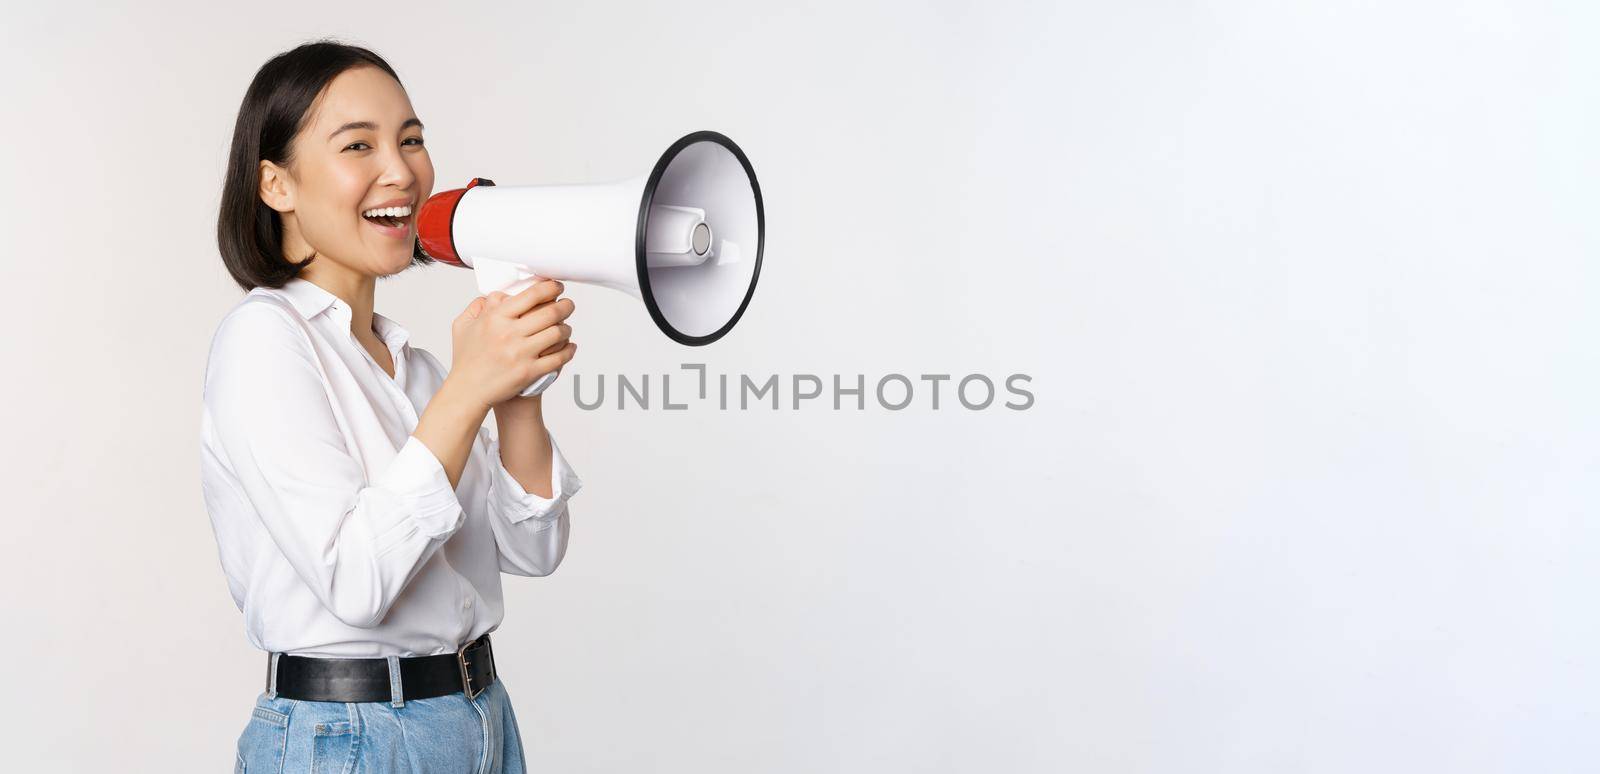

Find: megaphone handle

[520,369,559,397]
[505,277,561,396]
[474,257,561,397]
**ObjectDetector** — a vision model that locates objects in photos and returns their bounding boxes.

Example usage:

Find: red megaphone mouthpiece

[416,177,496,268]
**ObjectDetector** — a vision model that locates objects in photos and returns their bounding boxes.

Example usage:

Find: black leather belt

[269,633,497,702]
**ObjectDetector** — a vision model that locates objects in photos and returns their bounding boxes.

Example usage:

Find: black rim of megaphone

[635,130,765,347]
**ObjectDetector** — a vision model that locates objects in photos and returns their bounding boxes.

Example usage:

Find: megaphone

[417,130,765,396]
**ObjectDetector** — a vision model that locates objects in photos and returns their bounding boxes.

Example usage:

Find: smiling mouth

[362,204,413,229]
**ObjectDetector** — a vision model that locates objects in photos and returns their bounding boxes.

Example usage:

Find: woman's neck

[299,263,378,340]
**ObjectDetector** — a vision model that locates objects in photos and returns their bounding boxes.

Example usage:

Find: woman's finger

[498,279,564,318]
[522,323,572,359]
[528,342,577,375]
[511,297,576,337]
[536,338,570,358]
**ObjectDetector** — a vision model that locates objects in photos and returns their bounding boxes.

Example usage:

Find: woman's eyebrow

[328,117,425,140]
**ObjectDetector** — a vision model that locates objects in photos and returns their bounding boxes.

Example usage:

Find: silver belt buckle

[457,637,486,700]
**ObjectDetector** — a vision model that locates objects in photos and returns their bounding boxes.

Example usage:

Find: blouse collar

[271,277,411,350]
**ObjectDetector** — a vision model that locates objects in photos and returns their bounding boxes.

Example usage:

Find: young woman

[202,41,579,773]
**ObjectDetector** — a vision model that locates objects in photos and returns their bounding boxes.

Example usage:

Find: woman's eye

[341,139,422,152]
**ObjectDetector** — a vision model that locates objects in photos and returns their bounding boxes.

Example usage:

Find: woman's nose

[377,146,416,188]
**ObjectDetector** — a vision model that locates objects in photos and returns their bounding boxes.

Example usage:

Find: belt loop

[387,655,405,708]
[266,653,281,699]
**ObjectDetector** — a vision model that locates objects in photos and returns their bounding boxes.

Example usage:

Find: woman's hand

[446,279,577,409]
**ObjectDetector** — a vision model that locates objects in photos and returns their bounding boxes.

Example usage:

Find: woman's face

[262,65,434,278]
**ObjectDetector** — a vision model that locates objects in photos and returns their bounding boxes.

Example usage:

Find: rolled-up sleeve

[204,304,465,628]
[482,429,582,576]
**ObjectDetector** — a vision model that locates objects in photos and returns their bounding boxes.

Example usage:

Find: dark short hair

[217,40,432,291]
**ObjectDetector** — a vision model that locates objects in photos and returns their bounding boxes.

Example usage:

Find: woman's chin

[380,252,414,274]
[366,240,416,272]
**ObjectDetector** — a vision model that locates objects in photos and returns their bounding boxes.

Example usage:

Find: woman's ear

[258,160,295,213]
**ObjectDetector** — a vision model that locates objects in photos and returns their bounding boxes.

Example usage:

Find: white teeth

[362,205,412,218]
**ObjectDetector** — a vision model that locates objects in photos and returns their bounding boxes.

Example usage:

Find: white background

[1,1,1596,771]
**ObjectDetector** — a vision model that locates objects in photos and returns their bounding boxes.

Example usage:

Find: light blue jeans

[235,660,527,773]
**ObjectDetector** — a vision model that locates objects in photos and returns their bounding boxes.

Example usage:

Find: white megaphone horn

[417,130,765,397]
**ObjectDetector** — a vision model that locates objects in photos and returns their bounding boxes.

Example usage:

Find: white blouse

[200,276,582,658]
